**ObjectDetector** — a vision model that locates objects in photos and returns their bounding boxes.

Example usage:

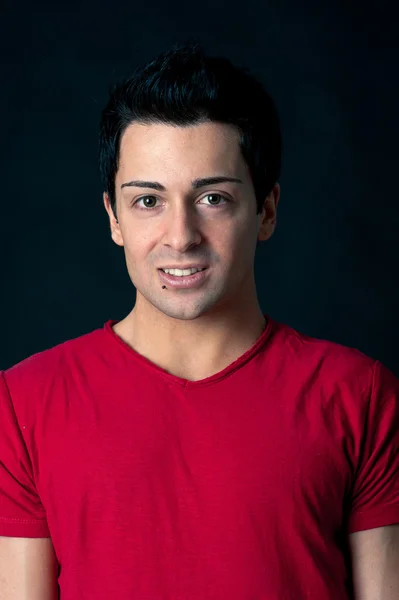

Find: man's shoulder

[269,320,394,423]
[3,323,108,390]
[273,318,377,382]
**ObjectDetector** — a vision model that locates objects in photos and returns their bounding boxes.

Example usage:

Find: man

[0,43,398,599]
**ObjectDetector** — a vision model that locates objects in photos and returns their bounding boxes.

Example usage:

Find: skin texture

[348,524,399,599]
[0,537,58,599]
[104,121,280,381]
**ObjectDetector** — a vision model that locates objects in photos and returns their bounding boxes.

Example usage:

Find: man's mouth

[159,267,207,277]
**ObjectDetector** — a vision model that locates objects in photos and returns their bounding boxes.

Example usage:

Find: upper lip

[159,265,208,270]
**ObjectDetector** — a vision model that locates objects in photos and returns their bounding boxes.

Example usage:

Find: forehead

[117,121,246,181]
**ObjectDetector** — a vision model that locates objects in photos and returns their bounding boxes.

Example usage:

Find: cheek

[121,239,144,271]
[121,227,149,253]
[225,222,256,255]
[122,235,159,281]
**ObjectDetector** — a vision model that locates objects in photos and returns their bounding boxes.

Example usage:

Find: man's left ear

[257,183,280,242]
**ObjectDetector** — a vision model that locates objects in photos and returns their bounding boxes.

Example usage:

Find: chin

[149,296,221,322]
[155,305,206,321]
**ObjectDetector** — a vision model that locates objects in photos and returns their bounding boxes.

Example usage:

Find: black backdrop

[1,0,398,375]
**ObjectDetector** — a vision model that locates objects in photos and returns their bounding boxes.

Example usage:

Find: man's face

[104,121,277,321]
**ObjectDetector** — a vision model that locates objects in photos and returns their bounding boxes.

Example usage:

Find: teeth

[162,268,204,277]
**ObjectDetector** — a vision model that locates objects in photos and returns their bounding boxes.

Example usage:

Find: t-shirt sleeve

[347,360,399,533]
[0,371,50,537]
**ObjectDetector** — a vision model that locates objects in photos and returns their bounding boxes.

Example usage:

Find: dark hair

[99,42,282,216]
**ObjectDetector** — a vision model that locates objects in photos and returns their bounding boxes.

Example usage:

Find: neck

[113,301,267,381]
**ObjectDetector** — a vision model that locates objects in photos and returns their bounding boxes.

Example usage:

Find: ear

[257,183,280,242]
[103,192,124,247]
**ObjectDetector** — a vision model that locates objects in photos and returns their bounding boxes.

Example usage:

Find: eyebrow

[120,176,244,191]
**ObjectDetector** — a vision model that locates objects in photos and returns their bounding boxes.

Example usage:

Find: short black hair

[99,42,282,216]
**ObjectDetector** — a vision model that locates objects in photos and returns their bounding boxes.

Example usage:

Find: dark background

[1,0,398,375]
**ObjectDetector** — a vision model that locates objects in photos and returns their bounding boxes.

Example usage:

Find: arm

[349,524,399,600]
[0,537,58,600]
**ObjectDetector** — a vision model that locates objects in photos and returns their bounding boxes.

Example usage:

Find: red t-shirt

[0,316,398,599]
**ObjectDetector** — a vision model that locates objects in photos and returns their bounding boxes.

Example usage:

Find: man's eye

[201,194,227,206]
[134,196,158,209]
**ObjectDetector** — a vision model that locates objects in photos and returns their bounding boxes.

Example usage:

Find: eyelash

[132,193,229,210]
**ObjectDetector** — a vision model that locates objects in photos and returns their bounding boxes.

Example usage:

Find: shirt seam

[0,516,47,524]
